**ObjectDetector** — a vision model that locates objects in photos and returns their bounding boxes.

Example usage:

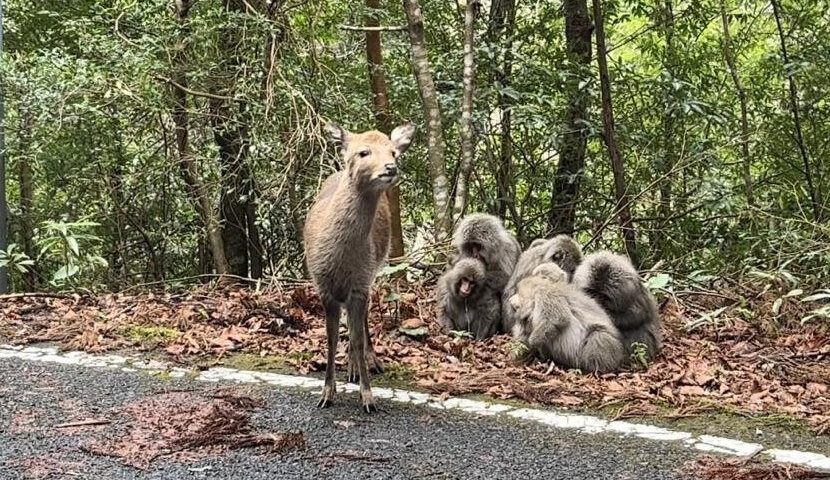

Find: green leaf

[381,263,409,276]
[646,273,672,291]
[67,236,80,257]
[384,292,401,303]
[53,264,79,282]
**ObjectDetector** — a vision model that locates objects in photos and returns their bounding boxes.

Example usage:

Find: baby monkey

[436,258,501,339]
[509,263,625,373]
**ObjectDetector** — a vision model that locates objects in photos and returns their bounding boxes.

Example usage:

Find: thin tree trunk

[171,0,228,275]
[402,0,452,243]
[592,0,639,266]
[655,0,674,257]
[17,109,38,290]
[212,0,264,279]
[365,0,405,260]
[548,0,592,236]
[453,0,478,219]
[488,0,516,219]
[719,0,753,206]
[770,0,821,221]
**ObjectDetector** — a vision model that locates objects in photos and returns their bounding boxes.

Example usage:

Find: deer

[303,122,415,413]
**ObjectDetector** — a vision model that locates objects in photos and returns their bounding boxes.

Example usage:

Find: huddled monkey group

[436,213,661,373]
[305,123,660,412]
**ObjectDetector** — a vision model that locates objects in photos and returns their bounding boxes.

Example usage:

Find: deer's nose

[384,164,398,176]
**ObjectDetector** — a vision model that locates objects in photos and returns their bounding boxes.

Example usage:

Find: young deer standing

[304,122,415,413]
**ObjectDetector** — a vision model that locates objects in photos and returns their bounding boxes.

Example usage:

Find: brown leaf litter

[1,283,829,435]
[81,389,305,469]
[690,456,830,480]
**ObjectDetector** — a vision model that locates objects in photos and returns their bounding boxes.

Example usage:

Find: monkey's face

[327,123,416,191]
[509,281,536,321]
[451,258,486,300]
[464,242,486,265]
[457,275,476,298]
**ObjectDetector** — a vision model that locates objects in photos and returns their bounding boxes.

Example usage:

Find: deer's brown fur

[303,123,415,413]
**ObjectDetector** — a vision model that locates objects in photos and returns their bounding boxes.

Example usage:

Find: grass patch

[126,325,181,344]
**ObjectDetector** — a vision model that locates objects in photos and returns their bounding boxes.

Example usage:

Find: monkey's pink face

[458,276,474,297]
[328,123,416,191]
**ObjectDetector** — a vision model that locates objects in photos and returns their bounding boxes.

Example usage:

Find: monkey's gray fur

[436,258,501,339]
[501,235,583,333]
[450,213,521,293]
[572,251,662,360]
[509,263,625,373]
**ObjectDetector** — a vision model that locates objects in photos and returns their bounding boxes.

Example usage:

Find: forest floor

[0,280,828,455]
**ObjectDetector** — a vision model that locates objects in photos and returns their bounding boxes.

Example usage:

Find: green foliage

[36,220,108,286]
[0,244,35,273]
[1,0,828,296]
[628,342,651,368]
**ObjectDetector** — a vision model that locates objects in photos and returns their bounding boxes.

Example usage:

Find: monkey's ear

[326,123,351,153]
[390,123,416,154]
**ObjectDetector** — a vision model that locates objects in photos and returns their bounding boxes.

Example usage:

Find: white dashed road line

[2,345,828,472]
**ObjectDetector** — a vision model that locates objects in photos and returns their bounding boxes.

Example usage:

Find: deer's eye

[358,150,371,158]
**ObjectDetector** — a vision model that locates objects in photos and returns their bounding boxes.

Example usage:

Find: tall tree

[364,0,405,260]
[548,0,592,236]
[211,0,264,278]
[653,0,676,257]
[402,0,452,242]
[487,0,517,220]
[0,0,7,293]
[16,107,37,289]
[593,0,639,266]
[770,0,821,221]
[170,0,228,275]
[453,0,479,219]
[719,0,753,206]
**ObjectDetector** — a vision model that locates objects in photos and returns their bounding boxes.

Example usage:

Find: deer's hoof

[363,401,378,414]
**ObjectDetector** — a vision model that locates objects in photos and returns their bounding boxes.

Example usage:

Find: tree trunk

[453,0,479,219]
[171,0,228,275]
[402,0,452,243]
[719,0,753,206]
[592,0,639,266]
[16,109,38,290]
[654,0,675,257]
[365,0,405,260]
[211,0,264,279]
[488,0,516,220]
[770,0,821,221]
[548,0,592,236]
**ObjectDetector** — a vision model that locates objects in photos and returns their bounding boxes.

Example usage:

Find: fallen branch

[0,292,72,300]
[55,419,111,429]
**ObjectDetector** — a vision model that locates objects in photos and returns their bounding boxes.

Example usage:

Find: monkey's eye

[551,252,563,261]
[391,150,398,159]
[358,150,371,158]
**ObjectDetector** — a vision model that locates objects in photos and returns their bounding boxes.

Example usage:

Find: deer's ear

[390,123,416,154]
[326,123,351,153]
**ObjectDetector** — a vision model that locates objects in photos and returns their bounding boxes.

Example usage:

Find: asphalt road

[0,357,700,479]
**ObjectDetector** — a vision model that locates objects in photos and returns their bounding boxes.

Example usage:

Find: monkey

[501,234,583,333]
[572,251,662,360]
[450,213,521,293]
[436,258,501,339]
[508,262,626,373]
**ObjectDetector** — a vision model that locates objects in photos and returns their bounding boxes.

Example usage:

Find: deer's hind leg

[346,289,377,413]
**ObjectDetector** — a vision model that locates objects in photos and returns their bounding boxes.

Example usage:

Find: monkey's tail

[579,325,625,373]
